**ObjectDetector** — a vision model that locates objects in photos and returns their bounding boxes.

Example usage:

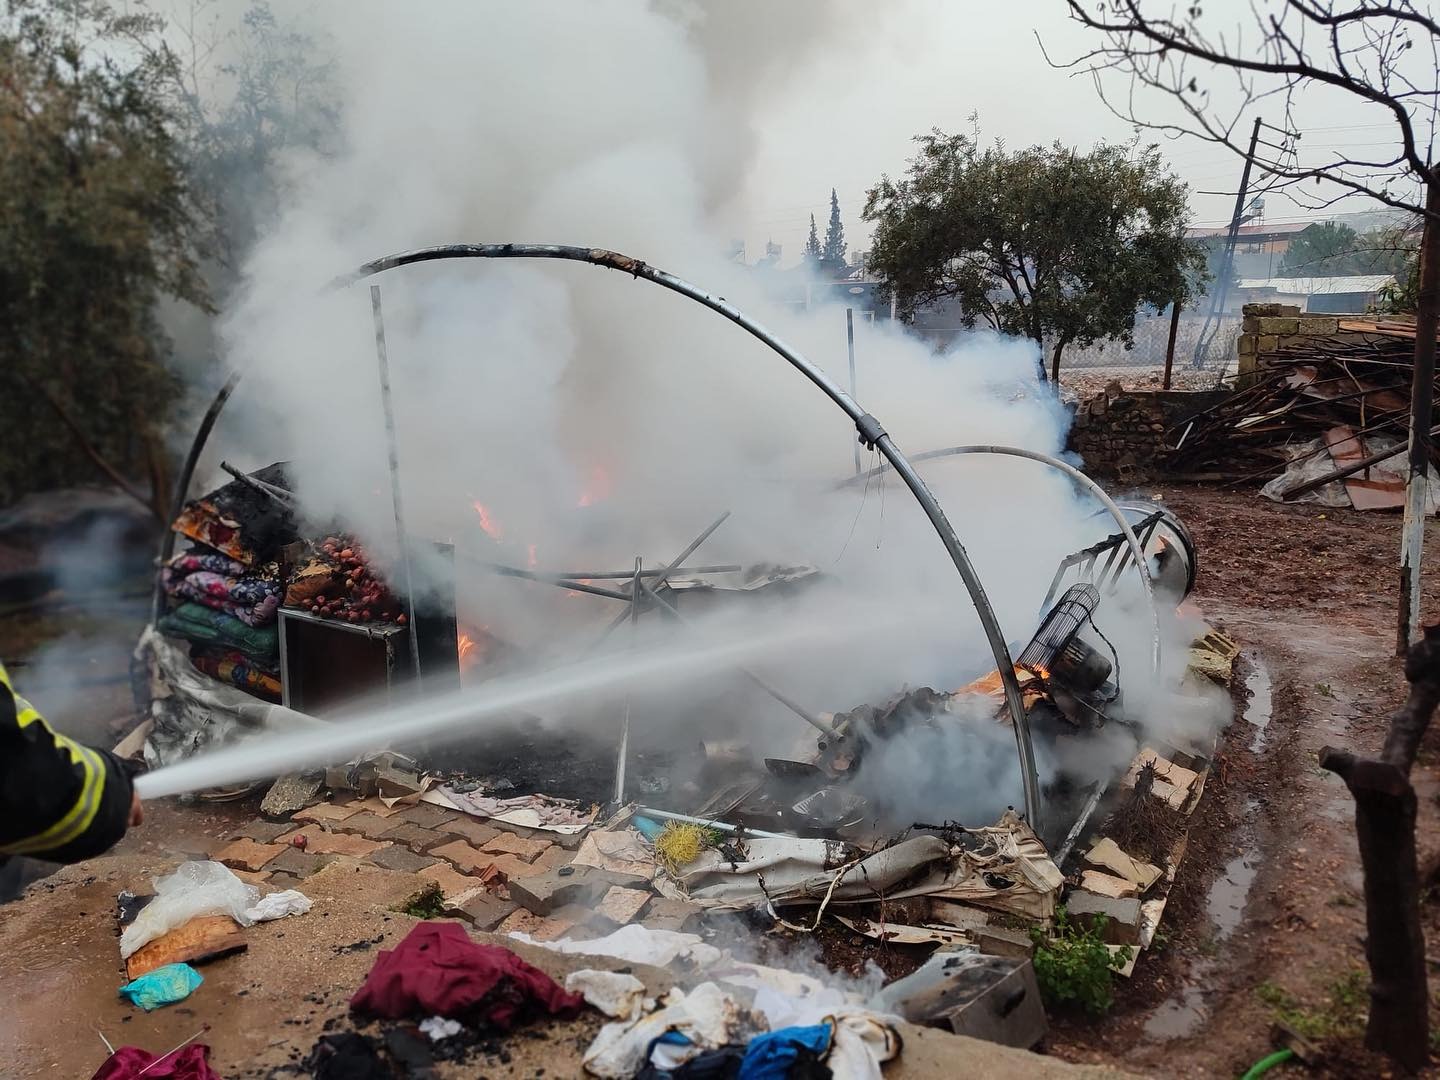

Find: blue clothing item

[119,963,204,1011]
[737,1023,833,1080]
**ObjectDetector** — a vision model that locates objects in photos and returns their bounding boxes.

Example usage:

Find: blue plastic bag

[119,962,204,1011]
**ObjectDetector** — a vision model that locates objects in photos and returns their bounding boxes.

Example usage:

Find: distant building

[1185,222,1319,279]
[1231,274,1395,314]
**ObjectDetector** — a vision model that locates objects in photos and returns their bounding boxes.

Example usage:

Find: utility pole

[1398,176,1440,652]
[1192,118,1263,367]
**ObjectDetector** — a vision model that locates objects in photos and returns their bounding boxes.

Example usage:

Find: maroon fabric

[349,921,584,1029]
[90,1044,221,1080]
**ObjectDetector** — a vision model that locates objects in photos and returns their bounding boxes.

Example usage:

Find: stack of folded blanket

[188,647,282,702]
[161,551,281,627]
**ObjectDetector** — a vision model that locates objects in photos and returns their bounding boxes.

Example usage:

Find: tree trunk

[1398,177,1440,654]
[1050,340,1066,384]
[1321,623,1440,1072]
[1163,300,1183,390]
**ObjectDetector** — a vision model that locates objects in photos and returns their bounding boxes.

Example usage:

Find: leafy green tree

[803,213,822,262]
[0,0,213,509]
[864,130,1205,380]
[1279,221,1360,275]
[823,188,847,266]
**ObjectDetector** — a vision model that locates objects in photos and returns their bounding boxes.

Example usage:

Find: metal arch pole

[332,243,1043,832]
[844,444,1163,678]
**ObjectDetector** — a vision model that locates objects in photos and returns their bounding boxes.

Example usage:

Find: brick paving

[220,798,676,939]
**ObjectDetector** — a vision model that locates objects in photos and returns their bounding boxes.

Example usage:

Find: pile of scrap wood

[1166,319,1438,509]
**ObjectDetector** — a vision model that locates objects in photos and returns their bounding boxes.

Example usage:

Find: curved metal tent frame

[166,243,1047,830]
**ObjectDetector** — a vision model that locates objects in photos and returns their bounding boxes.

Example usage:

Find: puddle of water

[1243,658,1273,753]
[1143,958,1214,1040]
[1208,851,1260,939]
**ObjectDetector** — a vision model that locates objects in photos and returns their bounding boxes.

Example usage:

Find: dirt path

[1049,484,1440,1077]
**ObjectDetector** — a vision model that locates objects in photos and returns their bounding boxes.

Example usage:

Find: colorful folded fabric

[191,650,282,701]
[157,602,278,662]
[163,552,282,627]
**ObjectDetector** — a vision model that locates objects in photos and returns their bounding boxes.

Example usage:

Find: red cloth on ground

[90,1044,221,1080]
[349,921,584,1029]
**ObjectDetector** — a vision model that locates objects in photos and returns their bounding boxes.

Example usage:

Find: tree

[1057,2,1440,1066]
[803,213,822,262]
[863,130,1204,380]
[0,0,213,511]
[1279,221,1360,275]
[823,188,847,266]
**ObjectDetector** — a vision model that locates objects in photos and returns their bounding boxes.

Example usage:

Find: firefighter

[0,660,142,863]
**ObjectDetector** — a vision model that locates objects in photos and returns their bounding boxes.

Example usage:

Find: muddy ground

[3,483,1440,1077]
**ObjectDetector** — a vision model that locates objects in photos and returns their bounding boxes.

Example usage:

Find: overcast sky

[737,0,1416,263]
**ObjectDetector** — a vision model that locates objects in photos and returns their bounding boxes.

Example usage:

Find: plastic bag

[119,861,260,959]
[243,888,312,922]
[119,962,204,1010]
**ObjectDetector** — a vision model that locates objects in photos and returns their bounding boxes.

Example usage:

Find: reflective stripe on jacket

[0,660,132,862]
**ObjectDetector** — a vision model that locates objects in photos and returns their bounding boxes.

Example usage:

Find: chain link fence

[1052,313,1241,397]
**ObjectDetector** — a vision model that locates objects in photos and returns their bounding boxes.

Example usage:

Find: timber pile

[1165,319,1438,497]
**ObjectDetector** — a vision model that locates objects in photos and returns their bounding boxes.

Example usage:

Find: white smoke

[194,1,1226,814]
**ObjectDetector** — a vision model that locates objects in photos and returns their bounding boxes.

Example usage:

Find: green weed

[1030,907,1133,1015]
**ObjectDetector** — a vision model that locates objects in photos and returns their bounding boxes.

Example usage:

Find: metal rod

[1162,300,1181,391]
[614,556,640,805]
[592,511,732,646]
[462,557,633,601]
[134,1029,206,1077]
[538,564,740,580]
[370,285,423,688]
[847,307,861,476]
[635,805,793,840]
[152,373,240,625]
[97,1029,115,1056]
[336,244,1041,831]
[218,461,297,507]
[1055,783,1106,867]
[638,578,838,738]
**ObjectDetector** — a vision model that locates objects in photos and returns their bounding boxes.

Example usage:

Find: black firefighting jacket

[0,660,133,862]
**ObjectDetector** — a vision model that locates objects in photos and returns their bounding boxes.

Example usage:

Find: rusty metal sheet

[1325,425,1405,510]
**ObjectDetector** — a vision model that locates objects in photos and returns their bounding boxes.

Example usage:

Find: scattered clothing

[437,786,597,833]
[635,1045,745,1079]
[738,1024,833,1080]
[306,1032,393,1080]
[0,661,135,863]
[157,602,278,665]
[190,649,281,701]
[350,921,583,1029]
[243,888,312,922]
[163,550,249,580]
[118,963,204,1011]
[564,969,648,1020]
[583,982,763,1079]
[90,1044,221,1080]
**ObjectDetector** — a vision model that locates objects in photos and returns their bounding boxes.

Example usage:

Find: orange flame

[577,465,613,508]
[457,633,476,663]
[527,543,538,569]
[472,501,503,541]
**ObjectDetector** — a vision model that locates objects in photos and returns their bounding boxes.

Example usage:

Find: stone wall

[1068,385,1229,481]
[1235,301,1410,381]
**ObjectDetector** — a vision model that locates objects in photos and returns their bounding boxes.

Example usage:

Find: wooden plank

[1325,425,1405,511]
[125,915,247,979]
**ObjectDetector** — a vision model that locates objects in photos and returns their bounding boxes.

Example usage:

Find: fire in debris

[576,465,612,507]
[472,500,503,541]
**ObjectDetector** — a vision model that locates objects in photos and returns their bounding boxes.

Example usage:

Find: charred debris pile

[129,458,1240,1048]
[1166,313,1438,510]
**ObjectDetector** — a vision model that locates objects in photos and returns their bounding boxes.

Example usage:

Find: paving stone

[431,839,491,873]
[418,863,479,900]
[1065,891,1142,945]
[396,803,456,829]
[346,797,409,818]
[495,907,576,942]
[368,846,438,873]
[293,802,363,824]
[532,845,573,873]
[331,812,403,840]
[265,849,338,879]
[485,853,544,883]
[445,888,518,931]
[480,831,553,863]
[641,897,702,933]
[507,866,607,915]
[229,819,294,844]
[230,868,271,886]
[379,822,453,851]
[288,831,388,859]
[266,871,303,889]
[594,886,651,927]
[443,817,501,847]
[212,838,287,872]
[1079,870,1139,900]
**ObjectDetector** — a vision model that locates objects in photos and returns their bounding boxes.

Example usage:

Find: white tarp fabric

[564,970,648,1021]
[511,924,724,968]
[120,861,260,959]
[582,982,761,1078]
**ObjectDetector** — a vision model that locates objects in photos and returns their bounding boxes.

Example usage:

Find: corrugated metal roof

[1236,274,1395,294]
[1186,222,1318,239]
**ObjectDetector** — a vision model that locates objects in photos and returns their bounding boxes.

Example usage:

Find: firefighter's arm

[0,662,135,863]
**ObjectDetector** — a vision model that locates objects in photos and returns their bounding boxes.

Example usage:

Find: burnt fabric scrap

[350,921,584,1029]
[171,463,296,567]
[89,1044,221,1080]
